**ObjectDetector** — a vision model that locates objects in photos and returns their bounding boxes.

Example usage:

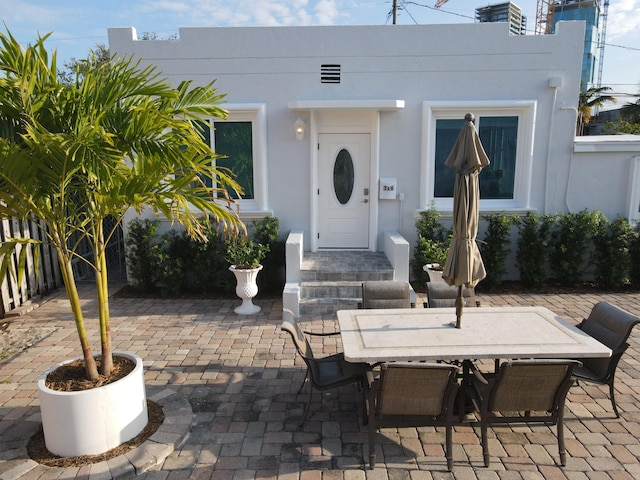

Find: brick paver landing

[1,284,639,479]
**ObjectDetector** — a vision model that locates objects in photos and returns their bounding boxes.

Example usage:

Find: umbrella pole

[455,285,464,329]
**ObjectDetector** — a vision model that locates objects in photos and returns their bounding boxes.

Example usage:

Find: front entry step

[299,251,395,316]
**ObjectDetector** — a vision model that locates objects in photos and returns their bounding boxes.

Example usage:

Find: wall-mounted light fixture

[294,118,306,141]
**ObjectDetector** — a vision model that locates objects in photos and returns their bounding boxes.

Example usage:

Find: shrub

[252,216,279,245]
[251,217,286,294]
[225,234,269,269]
[480,213,511,289]
[412,206,450,284]
[156,230,190,294]
[549,210,599,286]
[512,212,553,287]
[125,219,163,293]
[592,215,634,289]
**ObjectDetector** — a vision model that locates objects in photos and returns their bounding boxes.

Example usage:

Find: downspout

[544,77,563,214]
[561,106,579,213]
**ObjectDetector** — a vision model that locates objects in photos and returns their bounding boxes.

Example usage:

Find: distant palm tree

[620,98,640,124]
[577,86,616,136]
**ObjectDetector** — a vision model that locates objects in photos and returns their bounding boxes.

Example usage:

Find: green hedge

[125,217,285,295]
[414,209,640,290]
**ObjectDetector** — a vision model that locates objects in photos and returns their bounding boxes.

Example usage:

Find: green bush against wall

[125,217,284,295]
[414,208,640,291]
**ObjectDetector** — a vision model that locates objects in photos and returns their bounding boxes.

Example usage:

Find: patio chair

[366,363,459,470]
[359,280,412,309]
[281,309,372,426]
[572,301,640,417]
[466,359,580,467]
[425,282,477,308]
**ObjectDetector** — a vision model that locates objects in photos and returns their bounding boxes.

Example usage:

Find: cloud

[136,0,342,28]
[315,0,341,24]
[4,1,64,25]
[606,0,640,39]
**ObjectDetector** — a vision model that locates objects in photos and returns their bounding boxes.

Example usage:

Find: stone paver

[1,284,640,480]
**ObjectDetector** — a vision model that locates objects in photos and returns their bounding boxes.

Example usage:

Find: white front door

[318,133,371,249]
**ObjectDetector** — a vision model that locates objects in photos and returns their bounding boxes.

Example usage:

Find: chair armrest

[366,369,376,387]
[465,360,489,385]
[303,329,340,337]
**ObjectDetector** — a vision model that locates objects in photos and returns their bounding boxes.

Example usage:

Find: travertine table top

[336,306,611,363]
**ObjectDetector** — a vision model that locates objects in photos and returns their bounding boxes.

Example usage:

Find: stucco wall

[569,136,640,222]
[109,22,596,253]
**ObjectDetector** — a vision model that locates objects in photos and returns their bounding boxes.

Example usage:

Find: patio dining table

[336,306,611,363]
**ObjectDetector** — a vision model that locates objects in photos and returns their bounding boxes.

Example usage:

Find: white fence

[0,217,63,317]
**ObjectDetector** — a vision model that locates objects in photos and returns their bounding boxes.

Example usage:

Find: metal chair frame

[572,302,640,417]
[366,362,459,470]
[466,359,580,467]
[281,309,372,426]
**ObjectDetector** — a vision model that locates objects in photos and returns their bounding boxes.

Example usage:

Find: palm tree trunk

[58,251,100,380]
[95,220,113,376]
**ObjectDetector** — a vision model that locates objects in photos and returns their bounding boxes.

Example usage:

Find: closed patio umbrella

[442,113,490,328]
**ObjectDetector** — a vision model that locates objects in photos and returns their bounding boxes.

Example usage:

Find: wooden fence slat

[11,217,29,305]
[1,216,122,317]
[0,218,13,316]
[0,217,64,317]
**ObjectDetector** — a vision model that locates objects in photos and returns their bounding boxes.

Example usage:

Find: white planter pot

[424,263,444,283]
[230,265,263,315]
[37,351,148,457]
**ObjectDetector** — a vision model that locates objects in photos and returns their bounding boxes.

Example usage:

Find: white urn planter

[424,263,445,283]
[229,264,263,315]
[37,351,148,457]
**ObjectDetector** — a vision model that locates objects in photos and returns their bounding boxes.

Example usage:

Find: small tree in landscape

[592,215,634,290]
[480,213,511,289]
[577,86,616,136]
[0,29,243,381]
[412,205,450,284]
[512,212,553,287]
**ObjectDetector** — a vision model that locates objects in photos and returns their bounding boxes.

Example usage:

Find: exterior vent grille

[321,64,341,84]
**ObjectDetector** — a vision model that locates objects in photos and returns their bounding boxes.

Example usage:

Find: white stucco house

[108,22,640,309]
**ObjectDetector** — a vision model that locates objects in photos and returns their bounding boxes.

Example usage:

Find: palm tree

[577,86,616,136]
[0,29,243,380]
[620,98,640,124]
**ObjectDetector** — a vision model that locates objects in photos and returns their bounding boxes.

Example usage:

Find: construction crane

[535,0,555,35]
[596,0,609,89]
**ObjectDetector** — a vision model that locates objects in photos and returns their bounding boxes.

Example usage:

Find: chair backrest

[376,363,458,416]
[426,282,476,308]
[488,360,580,413]
[577,302,640,379]
[580,302,640,351]
[281,308,314,360]
[361,281,411,309]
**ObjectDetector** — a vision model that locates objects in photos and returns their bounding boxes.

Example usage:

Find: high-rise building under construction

[476,2,527,36]
[552,0,601,88]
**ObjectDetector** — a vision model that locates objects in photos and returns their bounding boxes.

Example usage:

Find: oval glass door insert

[333,148,355,205]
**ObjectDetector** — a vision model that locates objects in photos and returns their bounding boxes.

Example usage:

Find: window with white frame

[421,101,536,212]
[200,104,268,214]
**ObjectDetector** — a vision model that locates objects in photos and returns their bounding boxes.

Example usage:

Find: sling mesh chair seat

[281,309,372,425]
[572,301,640,417]
[466,359,581,467]
[366,363,459,470]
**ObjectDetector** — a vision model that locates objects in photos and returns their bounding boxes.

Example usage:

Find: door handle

[362,199,369,203]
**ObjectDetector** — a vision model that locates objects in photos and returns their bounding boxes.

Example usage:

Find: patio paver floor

[1,283,639,480]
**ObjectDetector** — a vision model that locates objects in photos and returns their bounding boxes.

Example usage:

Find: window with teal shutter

[434,116,518,200]
[212,121,254,200]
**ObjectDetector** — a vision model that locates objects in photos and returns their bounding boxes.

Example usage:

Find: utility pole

[393,0,398,24]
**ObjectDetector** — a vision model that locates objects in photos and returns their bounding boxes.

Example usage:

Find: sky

[3,0,640,106]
